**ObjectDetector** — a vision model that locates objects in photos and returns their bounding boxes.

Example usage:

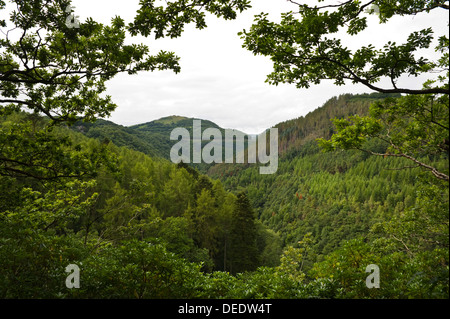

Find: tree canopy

[0,0,250,179]
[239,0,448,181]
[240,0,448,95]
[0,0,448,300]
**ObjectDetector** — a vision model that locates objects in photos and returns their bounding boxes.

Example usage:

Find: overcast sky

[70,0,448,134]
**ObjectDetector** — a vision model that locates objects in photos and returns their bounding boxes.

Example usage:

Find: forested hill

[207,91,447,263]
[71,116,190,159]
[71,119,158,158]
[1,0,448,301]
[275,92,401,158]
[131,115,223,135]
[1,92,447,299]
[69,91,440,261]
[71,92,397,168]
[206,92,399,177]
[72,115,243,163]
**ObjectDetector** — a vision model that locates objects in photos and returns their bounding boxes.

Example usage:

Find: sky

[68,0,448,134]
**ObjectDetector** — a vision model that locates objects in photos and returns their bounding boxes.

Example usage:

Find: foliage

[318,93,449,181]
[0,0,448,300]
[239,0,448,95]
[228,192,260,274]
[0,0,251,178]
[209,92,448,298]
[79,240,208,299]
[276,233,313,282]
[1,95,448,298]
[0,179,96,298]
[0,112,113,180]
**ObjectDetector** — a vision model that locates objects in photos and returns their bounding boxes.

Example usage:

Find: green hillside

[72,93,393,173]
[207,93,449,293]
[71,119,167,158]
[275,93,401,158]
[73,115,250,172]
[208,93,417,252]
[1,93,448,299]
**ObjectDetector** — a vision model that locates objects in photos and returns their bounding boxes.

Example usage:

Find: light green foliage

[0,179,96,298]
[0,112,113,180]
[193,189,219,257]
[159,167,195,217]
[318,93,449,181]
[276,233,313,282]
[310,236,448,298]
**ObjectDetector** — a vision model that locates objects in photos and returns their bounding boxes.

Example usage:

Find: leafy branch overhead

[239,0,449,181]
[129,0,251,38]
[0,0,250,180]
[239,0,449,95]
[317,94,449,181]
[0,0,250,124]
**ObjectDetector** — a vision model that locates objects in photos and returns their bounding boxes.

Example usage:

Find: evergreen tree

[228,192,259,274]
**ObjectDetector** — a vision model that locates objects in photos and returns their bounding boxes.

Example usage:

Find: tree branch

[356,147,449,181]
[319,56,450,95]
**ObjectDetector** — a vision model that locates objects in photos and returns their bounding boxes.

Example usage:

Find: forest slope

[1,93,447,299]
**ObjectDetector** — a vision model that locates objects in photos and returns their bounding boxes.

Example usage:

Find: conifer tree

[228,192,259,274]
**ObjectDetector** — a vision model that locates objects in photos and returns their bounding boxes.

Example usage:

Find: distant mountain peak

[153,115,189,124]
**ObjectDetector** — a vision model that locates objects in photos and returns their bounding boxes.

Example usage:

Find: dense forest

[0,0,448,300]
[1,92,448,298]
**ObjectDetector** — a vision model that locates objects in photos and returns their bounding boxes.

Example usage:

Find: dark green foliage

[228,192,260,274]
[72,115,250,174]
[1,0,448,300]
[72,119,168,158]
[1,96,448,298]
[239,1,448,95]
[79,240,208,299]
